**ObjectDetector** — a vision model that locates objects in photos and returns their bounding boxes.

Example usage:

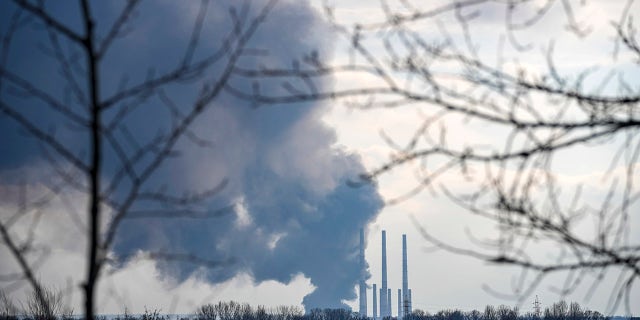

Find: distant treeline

[2,294,638,320]
[405,301,608,320]
[136,301,624,320]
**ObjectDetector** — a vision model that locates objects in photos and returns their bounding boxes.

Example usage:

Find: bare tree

[25,286,63,320]
[227,0,640,314]
[0,289,19,320]
[0,0,280,318]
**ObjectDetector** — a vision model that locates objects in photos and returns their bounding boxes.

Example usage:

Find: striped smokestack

[359,229,367,316]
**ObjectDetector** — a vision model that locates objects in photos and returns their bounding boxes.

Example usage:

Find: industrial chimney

[387,288,391,317]
[402,234,410,318]
[397,289,402,319]
[408,289,412,314]
[359,229,367,317]
[380,230,388,318]
[372,284,377,320]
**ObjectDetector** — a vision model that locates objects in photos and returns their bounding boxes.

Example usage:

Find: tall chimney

[397,289,402,319]
[387,288,391,317]
[359,229,367,317]
[373,284,377,320]
[402,234,409,318]
[380,230,388,318]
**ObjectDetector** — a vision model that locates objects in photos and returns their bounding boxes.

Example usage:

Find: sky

[0,0,639,317]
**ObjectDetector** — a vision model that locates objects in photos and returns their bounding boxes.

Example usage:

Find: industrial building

[359,229,412,319]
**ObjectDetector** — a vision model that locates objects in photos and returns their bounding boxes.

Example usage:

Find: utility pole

[533,295,541,318]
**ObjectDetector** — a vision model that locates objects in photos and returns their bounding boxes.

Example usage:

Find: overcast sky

[0,0,638,317]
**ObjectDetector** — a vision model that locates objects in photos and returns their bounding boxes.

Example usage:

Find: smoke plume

[0,0,382,311]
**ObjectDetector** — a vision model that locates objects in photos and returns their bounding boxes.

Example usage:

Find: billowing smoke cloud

[0,0,382,311]
[114,99,383,310]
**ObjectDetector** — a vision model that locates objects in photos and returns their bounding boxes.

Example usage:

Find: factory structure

[359,229,412,319]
